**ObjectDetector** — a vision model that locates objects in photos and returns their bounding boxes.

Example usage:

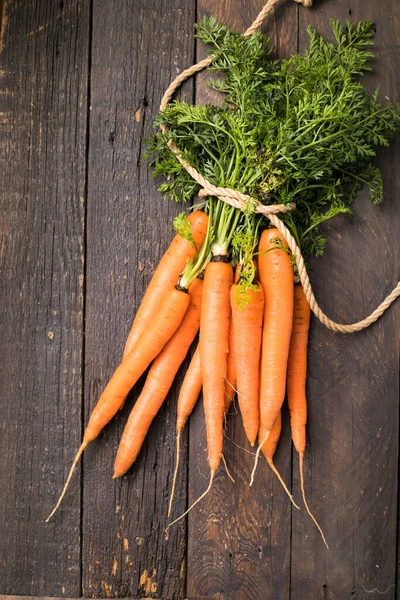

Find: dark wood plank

[82,0,195,597]
[0,0,90,595]
[291,1,400,598]
[187,2,299,599]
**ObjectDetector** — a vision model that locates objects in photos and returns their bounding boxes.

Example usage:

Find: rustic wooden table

[1,0,399,598]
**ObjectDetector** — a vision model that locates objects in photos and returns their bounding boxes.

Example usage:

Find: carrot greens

[149,18,400,263]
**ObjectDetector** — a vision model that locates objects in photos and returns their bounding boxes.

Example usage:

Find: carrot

[287,284,328,548]
[287,284,309,456]
[200,259,233,474]
[176,345,203,432]
[123,210,208,358]
[223,265,242,415]
[113,278,203,478]
[230,282,264,446]
[167,204,238,531]
[259,414,299,508]
[223,314,237,415]
[46,285,190,521]
[250,229,293,484]
[169,345,203,516]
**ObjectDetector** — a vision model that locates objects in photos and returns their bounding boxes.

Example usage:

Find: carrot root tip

[166,470,215,532]
[299,452,329,549]
[250,431,270,486]
[221,453,235,483]
[267,459,300,510]
[168,430,182,518]
[45,440,88,523]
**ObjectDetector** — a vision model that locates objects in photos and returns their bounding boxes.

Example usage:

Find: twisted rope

[159,0,400,333]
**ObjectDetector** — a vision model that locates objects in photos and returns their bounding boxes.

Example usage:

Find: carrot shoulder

[123,210,208,357]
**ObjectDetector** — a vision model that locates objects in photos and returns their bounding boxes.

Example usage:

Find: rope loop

[159,0,400,333]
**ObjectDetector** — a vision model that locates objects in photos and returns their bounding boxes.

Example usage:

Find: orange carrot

[123,211,208,357]
[113,278,203,478]
[169,345,203,516]
[258,228,293,433]
[250,229,293,484]
[287,284,309,455]
[230,282,264,446]
[176,345,203,432]
[200,259,233,474]
[224,314,236,415]
[46,286,190,521]
[259,414,299,508]
[223,265,242,415]
[287,284,328,548]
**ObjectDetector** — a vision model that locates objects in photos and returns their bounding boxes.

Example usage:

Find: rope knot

[198,185,257,213]
[199,185,296,216]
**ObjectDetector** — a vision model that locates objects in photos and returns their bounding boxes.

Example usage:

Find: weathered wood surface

[0,0,90,596]
[0,0,399,599]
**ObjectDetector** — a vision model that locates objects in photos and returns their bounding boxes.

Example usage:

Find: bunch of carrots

[47,17,400,553]
[46,205,326,546]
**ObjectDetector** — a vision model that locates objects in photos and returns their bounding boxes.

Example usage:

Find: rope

[159,0,400,333]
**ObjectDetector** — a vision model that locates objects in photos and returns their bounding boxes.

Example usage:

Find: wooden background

[0,0,399,598]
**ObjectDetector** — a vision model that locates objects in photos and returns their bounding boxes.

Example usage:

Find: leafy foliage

[148,17,400,262]
[173,212,195,246]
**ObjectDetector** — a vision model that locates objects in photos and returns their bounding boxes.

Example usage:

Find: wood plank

[82,0,195,597]
[0,0,90,596]
[291,1,400,598]
[187,2,299,599]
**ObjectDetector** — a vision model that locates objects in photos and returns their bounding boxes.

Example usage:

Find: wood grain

[0,0,90,595]
[291,1,400,598]
[82,0,195,597]
[187,2,298,599]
